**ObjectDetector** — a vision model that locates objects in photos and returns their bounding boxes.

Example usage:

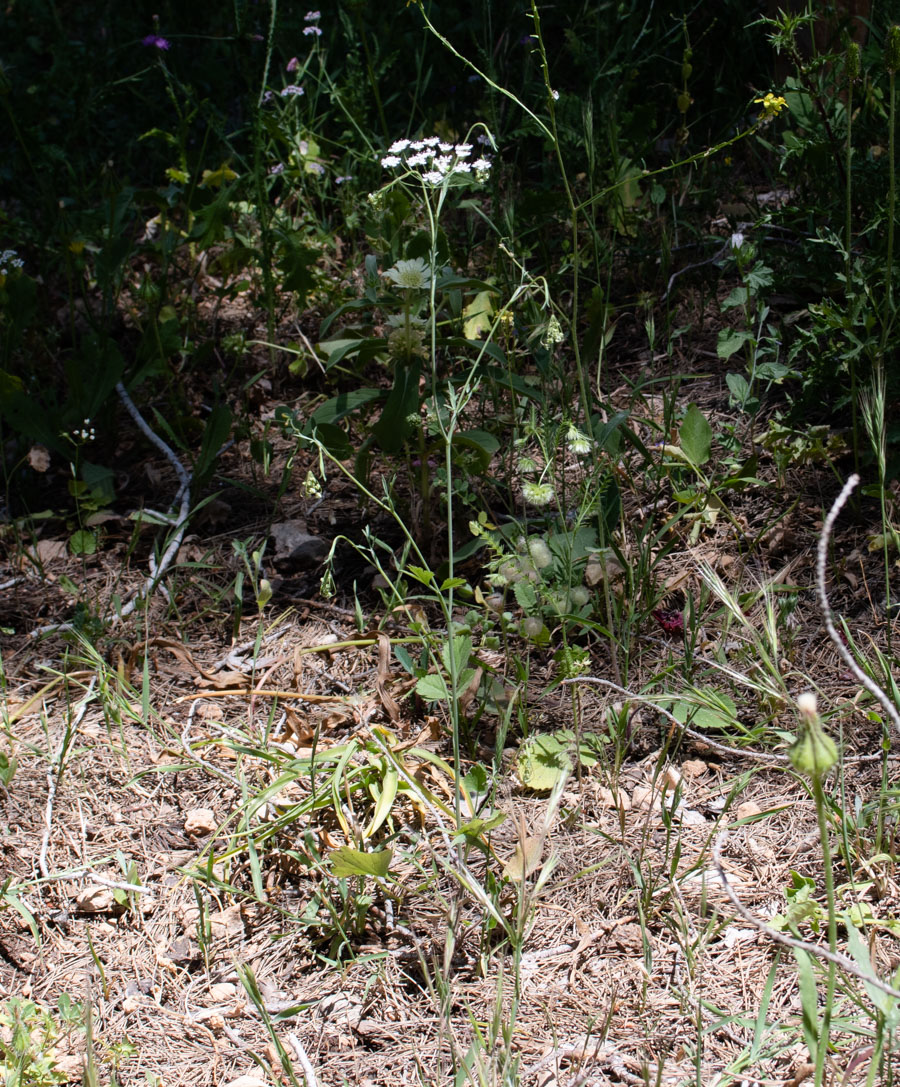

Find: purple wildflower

[286,56,300,72]
[142,34,171,50]
[281,84,304,97]
[303,25,322,36]
[304,9,321,19]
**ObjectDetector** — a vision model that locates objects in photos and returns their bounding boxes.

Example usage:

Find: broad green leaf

[416,674,449,702]
[69,530,97,556]
[516,734,571,791]
[306,388,382,426]
[726,372,750,403]
[679,403,712,466]
[451,430,501,472]
[329,846,393,879]
[462,290,496,339]
[717,328,753,360]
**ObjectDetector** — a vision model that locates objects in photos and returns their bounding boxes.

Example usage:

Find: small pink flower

[286,56,299,72]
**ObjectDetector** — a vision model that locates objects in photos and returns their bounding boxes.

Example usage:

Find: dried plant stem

[115,381,192,622]
[38,677,95,878]
[561,675,790,764]
[817,474,900,739]
[712,833,900,1002]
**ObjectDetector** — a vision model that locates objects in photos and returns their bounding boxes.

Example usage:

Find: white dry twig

[114,381,192,622]
[286,1033,321,1087]
[560,675,790,763]
[38,678,96,878]
[712,832,900,1002]
[816,473,900,740]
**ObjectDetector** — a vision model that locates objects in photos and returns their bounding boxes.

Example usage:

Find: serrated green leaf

[439,576,467,590]
[513,580,537,610]
[441,634,472,675]
[416,674,449,701]
[408,565,435,586]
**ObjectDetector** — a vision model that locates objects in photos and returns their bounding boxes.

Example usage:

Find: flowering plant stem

[811,769,838,1086]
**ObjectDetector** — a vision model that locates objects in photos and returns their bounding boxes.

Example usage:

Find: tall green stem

[812,773,837,1087]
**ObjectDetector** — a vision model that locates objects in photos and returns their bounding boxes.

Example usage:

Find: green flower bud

[256,579,273,609]
[846,40,861,83]
[886,25,900,75]
[790,693,838,777]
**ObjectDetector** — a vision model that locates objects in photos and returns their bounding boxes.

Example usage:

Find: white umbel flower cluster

[380,137,491,185]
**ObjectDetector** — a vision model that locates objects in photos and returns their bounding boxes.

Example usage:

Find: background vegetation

[3,1,900,1084]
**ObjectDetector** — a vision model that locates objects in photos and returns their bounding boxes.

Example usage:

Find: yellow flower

[754,93,788,120]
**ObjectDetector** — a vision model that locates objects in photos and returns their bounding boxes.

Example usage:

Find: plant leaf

[329,846,392,879]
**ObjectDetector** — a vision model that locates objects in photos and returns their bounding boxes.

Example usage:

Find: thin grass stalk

[883,28,900,354]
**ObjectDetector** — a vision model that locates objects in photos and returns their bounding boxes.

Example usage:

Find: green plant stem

[884,67,897,351]
[529,3,591,431]
[811,771,837,1087]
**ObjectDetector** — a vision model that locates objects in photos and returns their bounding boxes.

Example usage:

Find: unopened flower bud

[886,25,900,75]
[790,692,838,776]
[846,40,861,83]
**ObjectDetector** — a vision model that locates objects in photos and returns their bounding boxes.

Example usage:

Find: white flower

[471,157,491,180]
[439,141,454,152]
[452,161,472,173]
[454,143,472,157]
[551,89,559,100]
[541,315,565,346]
[384,257,432,290]
[730,231,745,251]
[389,138,411,153]
[528,538,553,569]
[407,152,429,166]
[409,140,426,150]
[522,481,555,507]
[380,154,402,168]
[422,170,444,185]
[434,155,454,173]
[566,425,593,455]
[386,312,427,328]
[423,136,440,146]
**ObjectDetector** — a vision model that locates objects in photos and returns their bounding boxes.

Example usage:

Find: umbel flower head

[384,257,431,290]
[380,136,492,185]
